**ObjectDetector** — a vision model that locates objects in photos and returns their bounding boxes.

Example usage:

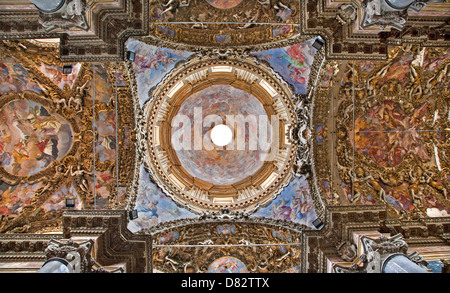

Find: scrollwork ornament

[336,3,357,25]
[0,41,138,232]
[360,0,430,31]
[331,47,450,219]
[337,241,358,262]
[333,233,427,273]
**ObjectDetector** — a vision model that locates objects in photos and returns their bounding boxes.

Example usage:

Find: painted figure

[351,100,430,167]
[0,100,72,176]
[252,39,318,95]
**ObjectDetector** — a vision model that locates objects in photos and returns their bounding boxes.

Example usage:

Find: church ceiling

[147,0,302,46]
[0,0,449,274]
[1,36,448,237]
[0,39,137,233]
[151,222,303,273]
[0,36,325,235]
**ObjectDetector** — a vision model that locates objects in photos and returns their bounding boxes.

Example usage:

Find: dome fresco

[252,175,318,229]
[207,256,249,273]
[143,52,300,213]
[252,39,320,95]
[173,84,270,186]
[127,164,196,233]
[124,39,193,107]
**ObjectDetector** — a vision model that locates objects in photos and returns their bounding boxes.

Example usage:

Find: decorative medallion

[207,256,249,273]
[206,0,244,10]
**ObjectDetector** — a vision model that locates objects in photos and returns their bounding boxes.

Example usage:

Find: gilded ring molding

[144,56,299,213]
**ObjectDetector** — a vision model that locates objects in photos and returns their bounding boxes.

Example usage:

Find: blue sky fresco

[125,38,193,107]
[252,175,319,229]
[127,164,197,233]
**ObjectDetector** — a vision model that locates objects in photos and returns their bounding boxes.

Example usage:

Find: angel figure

[66,164,93,194]
[408,166,426,206]
[359,170,387,203]
[69,79,90,113]
[424,172,448,200]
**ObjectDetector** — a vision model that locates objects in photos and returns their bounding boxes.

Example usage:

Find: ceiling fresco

[127,164,196,233]
[0,99,73,176]
[1,0,448,63]
[148,0,301,47]
[0,36,325,236]
[0,39,137,233]
[0,0,449,275]
[313,45,450,221]
[124,38,194,107]
[252,38,320,95]
[173,84,270,186]
[252,175,319,229]
[140,39,321,215]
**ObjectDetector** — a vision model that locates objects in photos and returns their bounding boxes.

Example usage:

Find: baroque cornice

[301,204,389,272]
[306,46,328,220]
[61,210,150,272]
[299,203,450,272]
[0,0,150,62]
[301,0,450,61]
[0,207,447,272]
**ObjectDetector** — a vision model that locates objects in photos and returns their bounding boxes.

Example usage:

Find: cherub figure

[358,169,387,203]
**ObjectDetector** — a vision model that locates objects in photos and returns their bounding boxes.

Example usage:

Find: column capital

[34,0,90,32]
[43,239,95,273]
[333,233,429,273]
